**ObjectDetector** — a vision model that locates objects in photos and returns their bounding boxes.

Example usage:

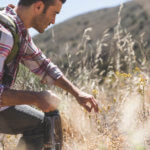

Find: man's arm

[1,89,60,112]
[1,75,98,113]
[1,89,38,106]
[17,36,98,112]
[54,75,99,113]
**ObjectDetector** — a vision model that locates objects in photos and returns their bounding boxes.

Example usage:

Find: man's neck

[14,5,32,29]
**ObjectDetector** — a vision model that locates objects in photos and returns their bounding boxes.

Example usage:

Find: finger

[93,102,99,112]
[84,105,92,112]
[44,109,49,113]
[93,104,99,112]
[44,108,51,112]
[83,98,98,113]
[85,96,97,106]
[90,98,99,112]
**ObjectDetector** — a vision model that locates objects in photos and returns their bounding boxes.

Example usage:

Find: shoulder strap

[0,13,20,64]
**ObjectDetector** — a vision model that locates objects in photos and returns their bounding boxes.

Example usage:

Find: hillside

[33,1,150,78]
[33,3,118,62]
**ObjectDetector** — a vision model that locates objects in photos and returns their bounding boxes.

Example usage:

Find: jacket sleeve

[21,36,63,86]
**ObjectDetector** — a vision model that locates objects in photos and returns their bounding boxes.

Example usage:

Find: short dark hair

[18,0,66,13]
[18,0,66,7]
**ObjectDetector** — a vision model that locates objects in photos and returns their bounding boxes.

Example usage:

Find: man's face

[32,0,62,33]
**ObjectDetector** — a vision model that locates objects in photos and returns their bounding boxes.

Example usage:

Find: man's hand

[75,91,98,113]
[54,75,99,113]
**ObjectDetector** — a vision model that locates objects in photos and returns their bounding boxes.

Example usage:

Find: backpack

[0,12,20,86]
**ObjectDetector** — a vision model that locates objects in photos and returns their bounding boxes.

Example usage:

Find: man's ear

[33,1,45,14]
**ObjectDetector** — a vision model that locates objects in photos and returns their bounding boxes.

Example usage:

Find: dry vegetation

[1,3,150,150]
[135,0,150,15]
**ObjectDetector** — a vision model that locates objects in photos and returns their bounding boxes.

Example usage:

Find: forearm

[54,75,99,113]
[54,75,80,98]
[1,89,39,106]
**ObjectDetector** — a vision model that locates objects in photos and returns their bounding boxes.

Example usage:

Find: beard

[31,13,49,33]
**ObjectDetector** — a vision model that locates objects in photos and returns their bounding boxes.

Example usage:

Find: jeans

[0,105,46,150]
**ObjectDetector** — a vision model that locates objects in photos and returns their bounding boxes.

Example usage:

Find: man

[0,0,98,149]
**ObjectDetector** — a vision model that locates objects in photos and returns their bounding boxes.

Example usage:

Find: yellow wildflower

[113,98,117,103]
[134,67,140,72]
[115,71,120,76]
[92,89,98,95]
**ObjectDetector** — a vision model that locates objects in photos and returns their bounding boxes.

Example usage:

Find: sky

[1,0,132,36]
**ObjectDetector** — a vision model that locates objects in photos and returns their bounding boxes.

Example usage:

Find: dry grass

[1,3,150,150]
